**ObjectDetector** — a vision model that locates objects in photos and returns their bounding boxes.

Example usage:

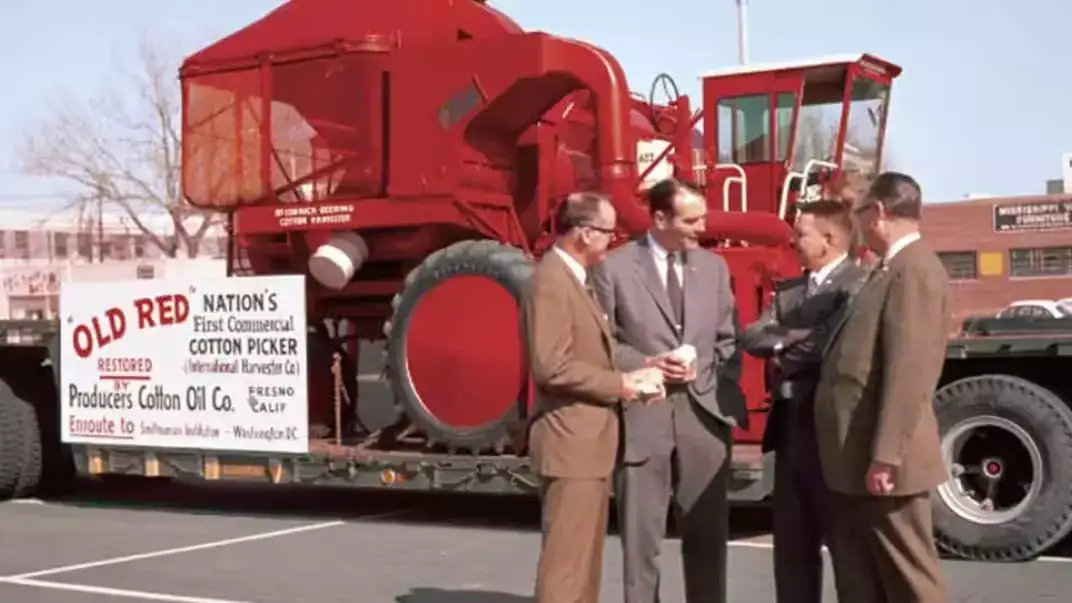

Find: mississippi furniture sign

[993,200,1072,233]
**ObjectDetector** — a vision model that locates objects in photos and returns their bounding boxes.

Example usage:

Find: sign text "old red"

[71,294,191,359]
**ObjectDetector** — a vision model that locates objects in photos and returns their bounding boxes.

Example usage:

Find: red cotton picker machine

[176,0,896,498]
[0,0,897,505]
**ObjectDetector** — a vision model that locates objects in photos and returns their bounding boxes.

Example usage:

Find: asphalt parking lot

[0,480,1069,603]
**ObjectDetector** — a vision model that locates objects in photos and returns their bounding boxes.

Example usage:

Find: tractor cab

[699,54,900,222]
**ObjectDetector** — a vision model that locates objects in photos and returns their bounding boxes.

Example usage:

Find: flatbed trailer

[0,317,770,502]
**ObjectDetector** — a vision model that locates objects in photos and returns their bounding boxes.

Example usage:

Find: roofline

[698,53,902,79]
[924,193,1072,207]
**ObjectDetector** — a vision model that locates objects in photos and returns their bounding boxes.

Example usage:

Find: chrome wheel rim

[937,415,1043,525]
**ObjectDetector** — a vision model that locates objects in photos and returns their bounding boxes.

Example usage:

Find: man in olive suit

[814,172,951,603]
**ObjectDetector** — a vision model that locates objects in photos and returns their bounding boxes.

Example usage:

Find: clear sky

[1,0,1067,208]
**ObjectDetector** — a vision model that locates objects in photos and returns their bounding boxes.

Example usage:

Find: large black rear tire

[932,374,1072,561]
[13,394,43,499]
[0,382,21,499]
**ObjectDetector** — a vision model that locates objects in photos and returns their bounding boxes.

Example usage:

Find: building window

[110,235,131,260]
[76,233,93,260]
[13,230,29,260]
[938,251,978,280]
[53,232,69,259]
[1009,246,1072,277]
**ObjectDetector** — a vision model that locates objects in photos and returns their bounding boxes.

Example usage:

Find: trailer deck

[70,439,770,500]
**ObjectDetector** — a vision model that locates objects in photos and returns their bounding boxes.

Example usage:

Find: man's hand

[620,373,642,402]
[866,461,896,495]
[645,353,689,383]
[622,368,666,405]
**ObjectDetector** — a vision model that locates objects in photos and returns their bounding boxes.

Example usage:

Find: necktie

[584,282,599,305]
[867,257,887,282]
[666,252,684,329]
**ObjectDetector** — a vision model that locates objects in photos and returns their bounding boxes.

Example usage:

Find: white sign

[59,274,309,454]
[637,138,673,188]
[1062,152,1072,194]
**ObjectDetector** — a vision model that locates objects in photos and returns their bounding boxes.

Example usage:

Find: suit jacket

[522,250,624,480]
[814,239,951,496]
[740,258,866,453]
[590,236,744,462]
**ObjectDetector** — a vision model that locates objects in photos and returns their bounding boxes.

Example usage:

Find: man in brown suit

[814,171,950,603]
[523,192,657,603]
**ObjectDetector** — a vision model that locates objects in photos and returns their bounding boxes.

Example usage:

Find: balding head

[553,191,617,267]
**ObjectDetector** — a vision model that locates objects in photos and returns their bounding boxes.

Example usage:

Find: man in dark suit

[815,172,951,603]
[740,199,866,603]
[522,192,656,603]
[590,178,742,603]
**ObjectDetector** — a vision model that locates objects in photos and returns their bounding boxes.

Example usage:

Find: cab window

[717,94,769,164]
[717,93,797,165]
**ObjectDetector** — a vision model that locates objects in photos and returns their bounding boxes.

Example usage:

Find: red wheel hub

[403,275,526,429]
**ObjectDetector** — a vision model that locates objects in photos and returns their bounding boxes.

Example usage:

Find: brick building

[0,207,227,329]
[921,194,1072,325]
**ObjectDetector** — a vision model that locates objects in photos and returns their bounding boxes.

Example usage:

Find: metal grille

[1008,246,1072,277]
[937,251,978,280]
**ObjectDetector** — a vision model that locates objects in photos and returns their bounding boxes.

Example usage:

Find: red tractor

[175,0,897,498]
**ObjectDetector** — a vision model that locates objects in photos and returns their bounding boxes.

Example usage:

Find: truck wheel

[384,239,534,452]
[932,374,1072,561]
[0,382,25,499]
[12,394,42,499]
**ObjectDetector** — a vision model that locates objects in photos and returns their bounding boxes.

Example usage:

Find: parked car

[997,299,1072,319]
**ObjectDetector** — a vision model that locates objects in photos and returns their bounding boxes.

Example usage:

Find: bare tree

[14,34,218,259]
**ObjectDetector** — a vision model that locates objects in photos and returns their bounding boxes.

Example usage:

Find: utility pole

[736,0,749,65]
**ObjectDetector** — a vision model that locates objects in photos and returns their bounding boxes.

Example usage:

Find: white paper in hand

[670,344,697,381]
[632,367,665,397]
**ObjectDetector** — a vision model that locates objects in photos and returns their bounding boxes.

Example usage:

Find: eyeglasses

[581,223,616,234]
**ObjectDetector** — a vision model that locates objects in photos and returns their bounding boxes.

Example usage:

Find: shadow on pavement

[397,588,533,603]
[42,475,774,539]
[35,475,778,543]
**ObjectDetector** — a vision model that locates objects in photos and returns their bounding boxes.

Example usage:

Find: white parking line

[1,519,347,581]
[728,538,1072,563]
[0,577,251,603]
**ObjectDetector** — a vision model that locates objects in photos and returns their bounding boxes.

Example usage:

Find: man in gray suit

[740,199,866,603]
[591,178,743,603]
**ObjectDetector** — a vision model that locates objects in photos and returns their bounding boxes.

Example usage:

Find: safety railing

[777,159,839,220]
[713,163,748,212]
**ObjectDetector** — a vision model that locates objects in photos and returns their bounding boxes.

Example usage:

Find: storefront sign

[993,200,1072,233]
